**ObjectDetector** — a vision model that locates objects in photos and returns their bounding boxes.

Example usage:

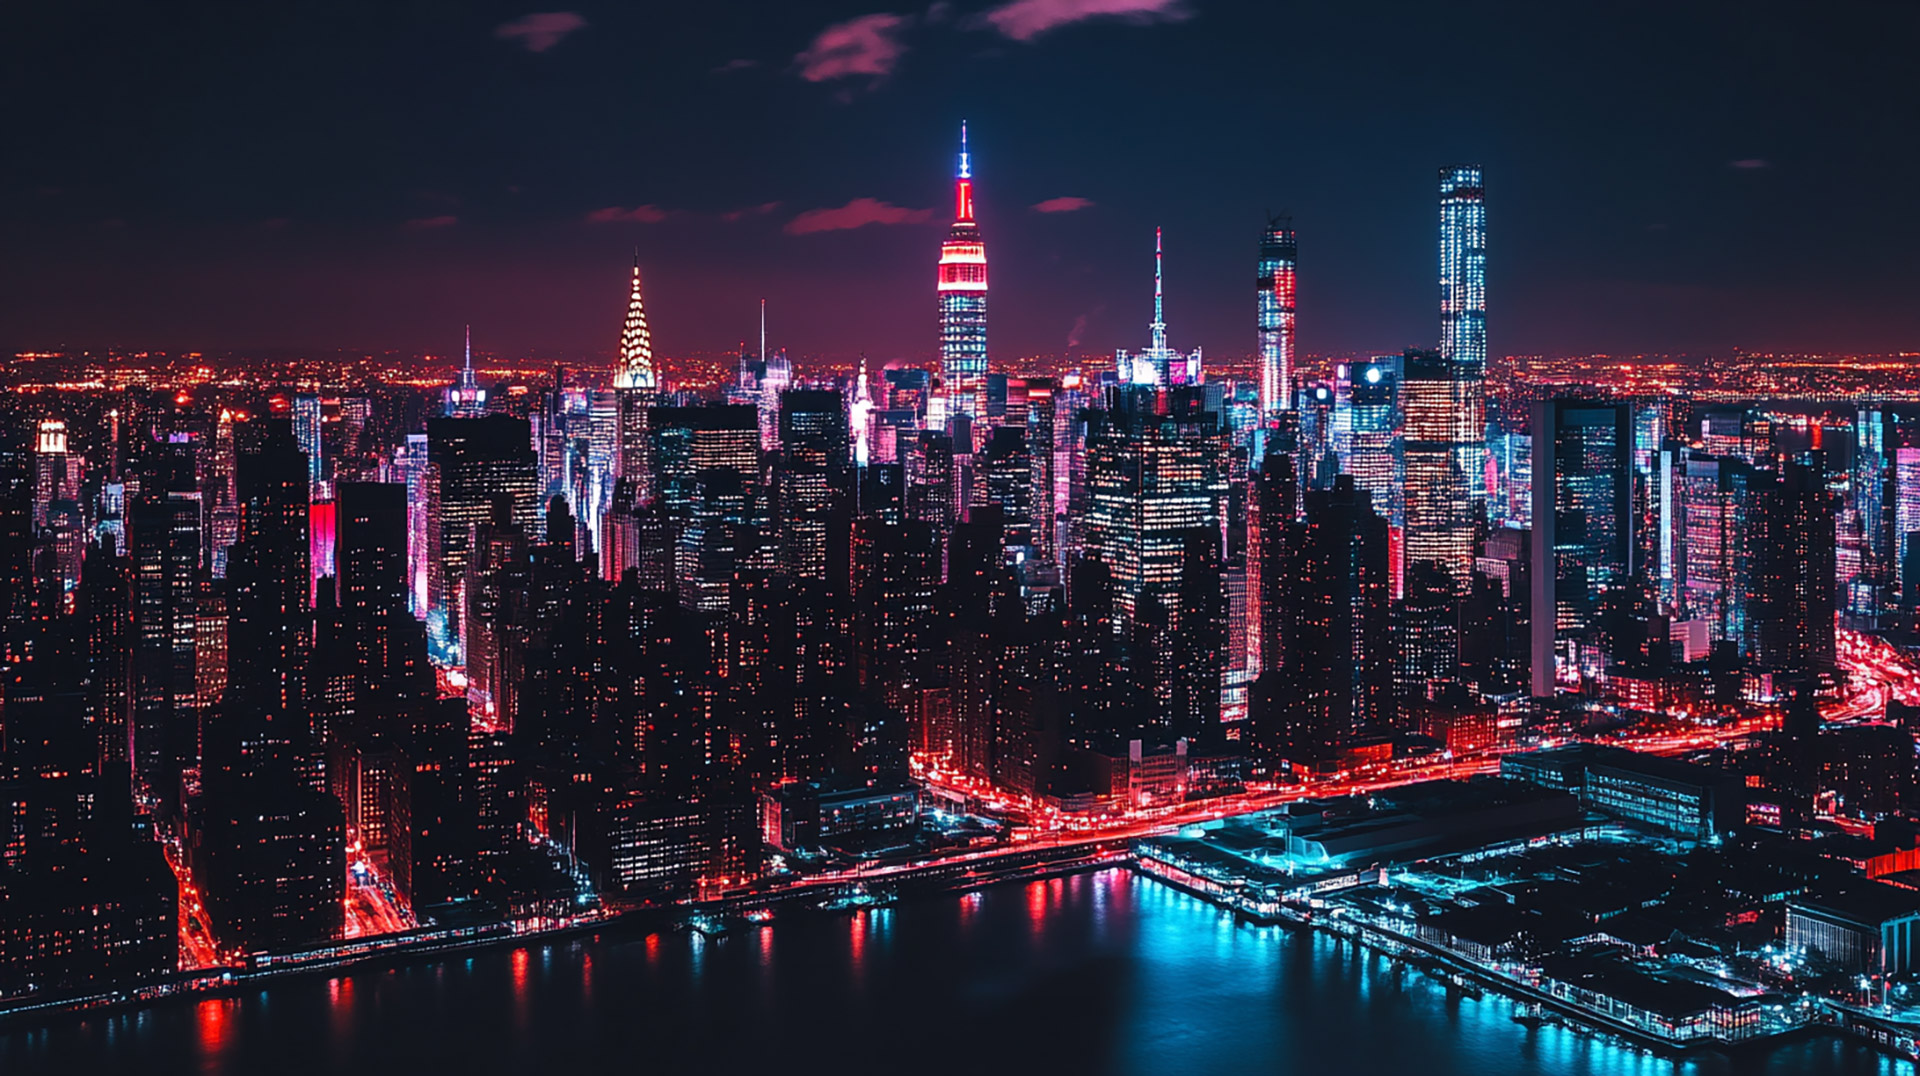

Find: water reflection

[0,870,1907,1076]
[195,997,234,1066]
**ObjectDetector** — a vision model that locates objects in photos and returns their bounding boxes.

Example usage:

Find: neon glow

[937,121,988,429]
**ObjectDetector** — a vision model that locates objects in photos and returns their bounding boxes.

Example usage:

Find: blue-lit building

[1437,165,1489,508]
[1339,357,1403,529]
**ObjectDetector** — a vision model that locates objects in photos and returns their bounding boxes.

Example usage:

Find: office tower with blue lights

[1256,216,1297,416]
[1340,357,1403,530]
[938,124,988,431]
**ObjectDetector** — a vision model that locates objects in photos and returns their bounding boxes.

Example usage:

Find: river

[1,869,1905,1075]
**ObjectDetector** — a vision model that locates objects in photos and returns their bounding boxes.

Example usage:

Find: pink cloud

[982,0,1189,40]
[494,12,586,53]
[721,201,782,222]
[586,204,670,224]
[1032,196,1094,213]
[1729,158,1770,170]
[794,13,911,84]
[405,215,458,230]
[785,197,932,235]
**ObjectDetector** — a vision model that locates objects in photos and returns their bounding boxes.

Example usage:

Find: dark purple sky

[5,1,1918,365]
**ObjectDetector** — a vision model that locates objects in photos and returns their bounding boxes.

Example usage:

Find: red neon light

[955,179,973,223]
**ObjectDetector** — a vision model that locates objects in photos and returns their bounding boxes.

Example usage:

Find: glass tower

[1438,166,1489,507]
[1256,217,1297,416]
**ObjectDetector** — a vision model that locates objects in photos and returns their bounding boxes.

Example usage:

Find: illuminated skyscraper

[1402,349,1475,587]
[1438,166,1489,505]
[614,254,656,392]
[1529,398,1633,696]
[1116,229,1202,388]
[649,405,762,614]
[425,414,539,658]
[615,258,659,530]
[937,123,988,429]
[1341,357,1403,530]
[444,327,488,418]
[1079,386,1226,632]
[1256,217,1297,415]
[1439,167,1487,378]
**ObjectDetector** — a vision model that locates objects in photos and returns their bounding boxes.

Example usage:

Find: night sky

[6,1,1918,364]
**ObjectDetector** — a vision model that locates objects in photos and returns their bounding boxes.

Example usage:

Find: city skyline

[16,4,1920,1071]
[7,2,1920,361]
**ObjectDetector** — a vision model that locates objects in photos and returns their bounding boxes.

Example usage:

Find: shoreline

[0,843,1128,1032]
[13,847,1917,1070]
[1131,851,1920,1065]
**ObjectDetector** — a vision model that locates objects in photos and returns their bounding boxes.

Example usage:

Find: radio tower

[937,122,988,431]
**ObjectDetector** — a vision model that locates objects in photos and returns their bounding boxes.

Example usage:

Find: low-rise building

[1787,881,1920,974]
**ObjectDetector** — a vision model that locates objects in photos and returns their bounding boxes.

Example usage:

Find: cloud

[1728,158,1770,170]
[1032,196,1094,213]
[794,13,911,84]
[494,12,586,53]
[785,197,932,234]
[1067,314,1088,348]
[980,0,1189,40]
[586,205,670,224]
[721,201,782,222]
[405,215,458,230]
[712,57,758,74]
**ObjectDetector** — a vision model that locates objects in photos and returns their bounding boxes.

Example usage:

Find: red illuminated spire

[954,121,974,223]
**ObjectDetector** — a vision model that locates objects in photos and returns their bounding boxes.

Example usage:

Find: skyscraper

[1438,167,1488,380]
[1256,216,1297,416]
[1402,348,1475,586]
[613,255,656,392]
[938,123,988,430]
[615,256,658,526]
[445,327,488,418]
[336,481,408,615]
[1530,398,1634,696]
[1748,463,1837,680]
[1438,166,1489,505]
[775,389,851,588]
[649,405,763,614]
[1079,386,1226,633]
[425,413,539,657]
[1116,230,1202,388]
[1341,356,1403,529]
